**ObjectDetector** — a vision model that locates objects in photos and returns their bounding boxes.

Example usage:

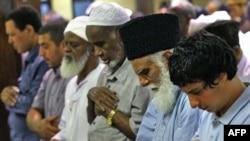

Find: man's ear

[25,24,35,33]
[232,46,242,62]
[59,40,65,50]
[89,44,96,55]
[162,50,173,60]
[219,72,228,84]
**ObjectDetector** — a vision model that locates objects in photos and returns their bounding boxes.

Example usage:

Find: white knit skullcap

[64,16,89,41]
[87,2,131,26]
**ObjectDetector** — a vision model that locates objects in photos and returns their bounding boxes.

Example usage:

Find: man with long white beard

[51,16,104,141]
[119,13,202,141]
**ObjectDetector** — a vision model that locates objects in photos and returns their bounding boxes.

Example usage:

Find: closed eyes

[93,41,105,47]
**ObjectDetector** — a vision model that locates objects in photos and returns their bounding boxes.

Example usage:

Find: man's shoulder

[44,68,54,76]
[33,56,49,70]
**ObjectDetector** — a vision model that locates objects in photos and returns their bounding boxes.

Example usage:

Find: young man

[119,13,201,141]
[168,30,250,141]
[51,16,105,141]
[1,5,49,141]
[86,2,153,141]
[26,20,71,141]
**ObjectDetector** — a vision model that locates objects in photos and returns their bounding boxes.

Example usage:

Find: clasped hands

[87,86,119,118]
[35,115,59,141]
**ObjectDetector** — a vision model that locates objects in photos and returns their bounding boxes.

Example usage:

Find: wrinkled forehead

[64,32,84,41]
[131,55,155,69]
[132,55,152,64]
[86,25,111,42]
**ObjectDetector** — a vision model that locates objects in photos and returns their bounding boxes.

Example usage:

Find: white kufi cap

[87,2,130,26]
[64,16,89,41]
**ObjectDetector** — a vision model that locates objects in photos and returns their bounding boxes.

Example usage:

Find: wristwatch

[107,109,116,126]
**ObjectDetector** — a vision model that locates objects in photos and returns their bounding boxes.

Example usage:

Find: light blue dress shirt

[192,86,250,141]
[6,46,49,141]
[136,88,202,141]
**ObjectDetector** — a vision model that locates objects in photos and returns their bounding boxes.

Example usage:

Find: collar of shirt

[52,67,62,79]
[70,64,103,101]
[24,45,39,67]
[217,86,250,124]
[105,58,132,84]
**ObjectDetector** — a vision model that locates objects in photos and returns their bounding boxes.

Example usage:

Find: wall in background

[51,0,73,20]
[50,0,228,20]
[95,0,136,11]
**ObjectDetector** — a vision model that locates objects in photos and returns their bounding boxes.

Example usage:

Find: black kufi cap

[119,13,180,60]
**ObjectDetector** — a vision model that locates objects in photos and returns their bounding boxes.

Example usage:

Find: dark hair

[194,5,208,18]
[218,3,230,14]
[38,20,68,46]
[159,1,169,9]
[5,5,41,33]
[204,20,240,48]
[168,30,237,88]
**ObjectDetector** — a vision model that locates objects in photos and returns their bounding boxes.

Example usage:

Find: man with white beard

[86,3,153,141]
[119,13,202,141]
[51,16,104,141]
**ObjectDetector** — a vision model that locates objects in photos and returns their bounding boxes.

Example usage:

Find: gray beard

[154,71,176,114]
[60,51,89,78]
[148,61,176,114]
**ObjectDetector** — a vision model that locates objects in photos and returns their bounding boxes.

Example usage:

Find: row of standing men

[1,2,250,141]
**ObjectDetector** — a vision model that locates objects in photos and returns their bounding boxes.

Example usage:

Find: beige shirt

[88,59,153,141]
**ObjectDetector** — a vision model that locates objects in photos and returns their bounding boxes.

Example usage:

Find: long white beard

[60,51,89,78]
[148,61,176,114]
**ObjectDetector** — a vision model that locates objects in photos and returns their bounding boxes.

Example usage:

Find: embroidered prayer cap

[204,20,240,47]
[64,16,89,41]
[119,13,180,60]
[85,1,103,16]
[87,2,130,26]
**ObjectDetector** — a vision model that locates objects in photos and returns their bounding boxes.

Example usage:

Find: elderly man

[119,13,202,141]
[51,16,104,141]
[85,2,153,141]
